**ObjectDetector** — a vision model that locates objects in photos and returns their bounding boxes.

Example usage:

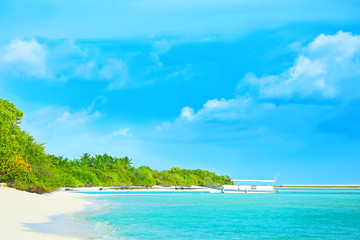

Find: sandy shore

[0,184,91,240]
[0,184,211,239]
[61,185,210,192]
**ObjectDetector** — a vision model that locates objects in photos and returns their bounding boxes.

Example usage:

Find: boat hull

[222,189,277,194]
[220,184,277,194]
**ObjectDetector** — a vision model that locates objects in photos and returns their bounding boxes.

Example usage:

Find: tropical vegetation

[0,98,231,193]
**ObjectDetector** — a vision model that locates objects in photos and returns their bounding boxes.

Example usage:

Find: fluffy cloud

[179,97,251,122]
[53,42,129,89]
[242,31,360,100]
[0,38,129,88]
[161,31,360,139]
[0,38,194,90]
[180,106,195,121]
[155,95,280,143]
[150,40,171,67]
[0,39,48,78]
[101,59,129,90]
[73,57,129,90]
[49,110,101,130]
[21,106,142,159]
[157,96,269,134]
[22,106,102,138]
[178,31,360,127]
[107,128,132,138]
[20,96,108,142]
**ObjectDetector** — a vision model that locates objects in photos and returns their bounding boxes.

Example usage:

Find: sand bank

[0,184,91,240]
[61,185,209,192]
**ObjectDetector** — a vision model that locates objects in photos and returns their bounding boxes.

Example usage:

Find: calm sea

[72,188,360,239]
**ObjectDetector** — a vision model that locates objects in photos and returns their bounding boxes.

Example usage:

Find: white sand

[0,184,91,240]
[0,184,212,239]
[61,185,210,192]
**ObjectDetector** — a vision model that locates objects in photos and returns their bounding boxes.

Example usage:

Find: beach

[0,184,208,239]
[0,183,91,240]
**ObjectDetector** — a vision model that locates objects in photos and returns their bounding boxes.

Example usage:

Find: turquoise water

[75,189,360,239]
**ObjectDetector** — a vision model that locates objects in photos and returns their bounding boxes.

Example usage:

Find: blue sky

[1,0,360,184]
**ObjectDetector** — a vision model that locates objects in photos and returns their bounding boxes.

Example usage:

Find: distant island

[0,98,231,193]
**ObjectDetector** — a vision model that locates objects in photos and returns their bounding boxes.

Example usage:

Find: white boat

[210,173,280,194]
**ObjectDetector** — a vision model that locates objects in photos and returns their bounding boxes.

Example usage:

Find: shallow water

[74,188,360,239]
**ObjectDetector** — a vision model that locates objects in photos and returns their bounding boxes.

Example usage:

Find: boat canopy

[231,173,280,184]
[231,179,275,183]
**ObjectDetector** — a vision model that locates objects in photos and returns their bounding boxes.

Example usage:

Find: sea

[35,188,360,239]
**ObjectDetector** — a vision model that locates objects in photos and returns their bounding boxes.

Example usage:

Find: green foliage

[0,99,24,159]
[0,99,31,179]
[60,174,77,187]
[0,98,232,193]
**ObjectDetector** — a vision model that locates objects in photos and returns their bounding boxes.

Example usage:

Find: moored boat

[215,173,280,194]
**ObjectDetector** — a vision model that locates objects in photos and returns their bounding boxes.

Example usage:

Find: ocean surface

[69,188,360,239]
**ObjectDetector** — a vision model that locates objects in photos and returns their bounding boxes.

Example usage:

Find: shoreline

[61,185,210,192]
[276,185,360,188]
[60,185,360,192]
[0,184,211,240]
[0,184,92,240]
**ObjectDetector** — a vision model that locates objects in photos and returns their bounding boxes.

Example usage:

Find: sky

[1,0,360,184]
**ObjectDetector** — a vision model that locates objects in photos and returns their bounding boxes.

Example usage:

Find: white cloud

[107,128,132,138]
[154,96,281,143]
[53,40,88,58]
[156,97,253,133]
[21,96,106,137]
[87,95,108,112]
[0,39,130,89]
[21,102,103,140]
[21,106,142,159]
[179,97,251,122]
[150,40,171,67]
[0,38,187,91]
[101,59,129,90]
[72,58,129,89]
[74,61,96,79]
[50,110,101,130]
[242,31,360,100]
[157,31,360,138]
[0,39,48,78]
[54,42,129,88]
[153,30,360,151]
[19,100,142,159]
[165,64,194,82]
[180,106,195,121]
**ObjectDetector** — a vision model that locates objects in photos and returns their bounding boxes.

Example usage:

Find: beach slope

[0,184,90,240]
